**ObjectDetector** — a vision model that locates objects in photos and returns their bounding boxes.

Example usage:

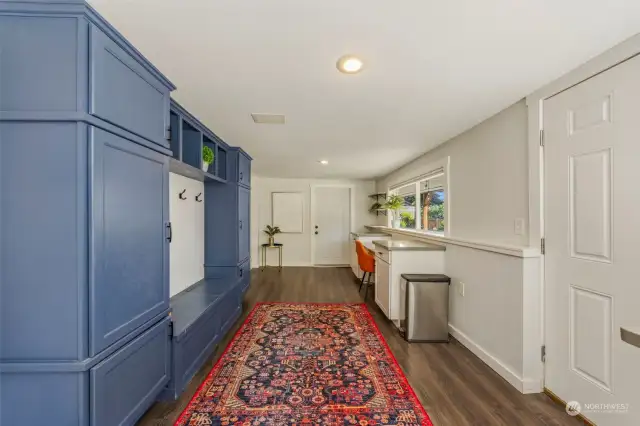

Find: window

[389,172,446,235]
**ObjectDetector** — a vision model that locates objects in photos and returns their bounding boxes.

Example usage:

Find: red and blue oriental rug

[175,302,432,425]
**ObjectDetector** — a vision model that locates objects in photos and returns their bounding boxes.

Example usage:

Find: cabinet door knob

[240,172,244,180]
[239,220,243,229]
[315,231,319,235]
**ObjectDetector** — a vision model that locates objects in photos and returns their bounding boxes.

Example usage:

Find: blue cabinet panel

[0,15,81,112]
[238,151,251,188]
[89,127,169,356]
[204,182,238,267]
[89,25,170,145]
[238,186,251,263]
[91,317,170,426]
[0,122,88,361]
[1,370,88,426]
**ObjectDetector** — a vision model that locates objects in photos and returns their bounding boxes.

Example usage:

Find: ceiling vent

[251,113,285,124]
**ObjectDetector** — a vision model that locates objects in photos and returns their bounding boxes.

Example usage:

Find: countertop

[350,231,391,238]
[372,239,445,251]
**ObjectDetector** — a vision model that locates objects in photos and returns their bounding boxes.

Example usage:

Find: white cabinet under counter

[373,240,445,323]
[350,232,391,279]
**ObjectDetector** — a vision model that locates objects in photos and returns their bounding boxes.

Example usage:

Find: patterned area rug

[175,302,432,426]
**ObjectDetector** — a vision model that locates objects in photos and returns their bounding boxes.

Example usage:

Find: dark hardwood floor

[138,267,580,426]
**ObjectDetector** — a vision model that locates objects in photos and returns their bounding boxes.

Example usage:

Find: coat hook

[179,189,187,200]
[195,193,203,202]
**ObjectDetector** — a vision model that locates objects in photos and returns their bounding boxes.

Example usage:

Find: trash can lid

[401,273,451,283]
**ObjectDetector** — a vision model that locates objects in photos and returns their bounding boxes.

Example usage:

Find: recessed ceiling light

[336,55,364,74]
[319,160,329,165]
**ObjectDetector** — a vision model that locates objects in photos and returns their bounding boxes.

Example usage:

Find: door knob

[315,231,319,235]
[315,225,318,229]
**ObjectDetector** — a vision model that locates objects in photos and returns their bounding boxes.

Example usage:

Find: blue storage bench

[160,278,244,400]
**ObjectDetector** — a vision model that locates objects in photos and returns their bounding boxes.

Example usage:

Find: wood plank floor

[138,267,581,426]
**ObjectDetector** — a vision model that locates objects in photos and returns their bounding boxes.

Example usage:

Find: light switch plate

[514,218,525,235]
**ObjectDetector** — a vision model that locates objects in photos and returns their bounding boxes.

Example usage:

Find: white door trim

[310,184,355,266]
[526,33,640,393]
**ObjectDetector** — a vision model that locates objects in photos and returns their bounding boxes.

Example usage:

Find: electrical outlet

[458,282,465,297]
[514,218,525,236]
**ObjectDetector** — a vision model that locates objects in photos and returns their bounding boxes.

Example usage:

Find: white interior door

[312,186,351,265]
[544,55,640,425]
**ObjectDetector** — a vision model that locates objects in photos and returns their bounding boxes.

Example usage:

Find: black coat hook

[179,189,187,200]
[195,193,203,202]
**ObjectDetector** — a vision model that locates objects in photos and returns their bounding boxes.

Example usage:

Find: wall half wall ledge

[365,226,540,258]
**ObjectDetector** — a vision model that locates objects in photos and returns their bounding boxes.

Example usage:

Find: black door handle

[166,222,172,243]
[239,220,243,229]
[240,172,244,181]
[315,231,318,235]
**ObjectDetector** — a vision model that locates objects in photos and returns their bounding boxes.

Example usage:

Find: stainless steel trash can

[401,273,450,342]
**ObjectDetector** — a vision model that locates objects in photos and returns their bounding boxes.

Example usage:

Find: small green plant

[384,194,405,226]
[264,225,281,246]
[383,194,404,212]
[202,146,214,164]
[263,225,282,237]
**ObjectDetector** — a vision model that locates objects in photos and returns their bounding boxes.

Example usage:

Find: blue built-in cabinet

[205,148,253,282]
[0,1,175,424]
[0,1,252,423]
[161,100,252,401]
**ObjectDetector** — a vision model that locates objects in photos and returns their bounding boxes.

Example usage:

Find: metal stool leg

[359,272,366,292]
[364,273,370,300]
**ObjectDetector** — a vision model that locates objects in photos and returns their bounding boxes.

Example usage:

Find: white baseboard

[449,324,540,394]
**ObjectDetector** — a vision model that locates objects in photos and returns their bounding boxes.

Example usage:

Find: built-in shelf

[169,158,226,183]
[168,99,228,183]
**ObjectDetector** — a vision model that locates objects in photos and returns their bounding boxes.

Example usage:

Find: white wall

[377,100,529,246]
[169,173,205,296]
[375,99,543,393]
[250,176,376,268]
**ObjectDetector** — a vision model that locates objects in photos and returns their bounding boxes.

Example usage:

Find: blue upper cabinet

[0,0,175,149]
[238,151,252,188]
[89,25,171,145]
[89,128,170,355]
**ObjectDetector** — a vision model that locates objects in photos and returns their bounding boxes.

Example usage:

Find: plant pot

[392,219,401,228]
[268,236,275,246]
[202,162,210,172]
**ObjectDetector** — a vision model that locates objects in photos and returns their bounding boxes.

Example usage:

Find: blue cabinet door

[90,317,170,426]
[89,127,169,356]
[89,25,170,146]
[238,152,251,188]
[238,186,250,263]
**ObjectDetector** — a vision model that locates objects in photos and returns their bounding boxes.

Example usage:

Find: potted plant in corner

[263,225,281,247]
[384,195,404,228]
[202,146,214,172]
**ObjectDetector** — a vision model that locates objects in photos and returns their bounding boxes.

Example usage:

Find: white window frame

[387,157,451,237]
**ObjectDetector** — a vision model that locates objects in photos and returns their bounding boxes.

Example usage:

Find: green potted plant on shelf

[263,225,281,246]
[202,146,214,172]
[383,194,404,228]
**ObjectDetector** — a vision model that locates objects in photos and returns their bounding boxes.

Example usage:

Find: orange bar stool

[355,240,375,300]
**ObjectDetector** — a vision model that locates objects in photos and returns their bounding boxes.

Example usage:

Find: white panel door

[312,186,351,265]
[545,55,640,425]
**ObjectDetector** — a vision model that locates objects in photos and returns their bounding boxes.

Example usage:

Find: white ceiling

[89,0,640,179]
